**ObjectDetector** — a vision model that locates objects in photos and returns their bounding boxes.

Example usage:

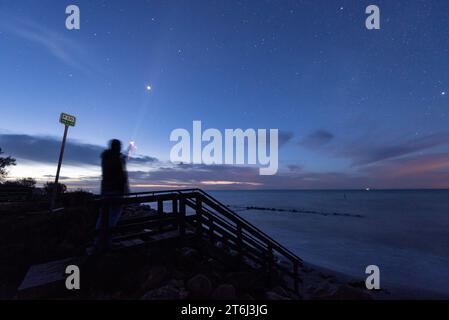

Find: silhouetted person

[95,139,129,251]
[101,139,129,195]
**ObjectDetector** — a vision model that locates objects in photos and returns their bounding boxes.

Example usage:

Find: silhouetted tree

[44,182,67,195]
[3,178,36,188]
[0,148,16,181]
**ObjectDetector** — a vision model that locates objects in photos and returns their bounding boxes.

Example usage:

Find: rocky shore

[0,198,377,300]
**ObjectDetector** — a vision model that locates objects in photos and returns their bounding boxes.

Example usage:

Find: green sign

[59,113,76,127]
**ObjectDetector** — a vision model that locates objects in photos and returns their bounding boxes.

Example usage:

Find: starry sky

[0,0,448,190]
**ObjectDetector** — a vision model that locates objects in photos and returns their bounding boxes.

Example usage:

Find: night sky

[0,0,448,190]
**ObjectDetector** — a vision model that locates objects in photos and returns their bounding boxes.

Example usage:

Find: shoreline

[2,192,449,300]
[305,261,449,300]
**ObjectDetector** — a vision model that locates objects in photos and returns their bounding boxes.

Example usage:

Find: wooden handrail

[183,198,269,253]
[94,188,302,292]
[197,192,302,264]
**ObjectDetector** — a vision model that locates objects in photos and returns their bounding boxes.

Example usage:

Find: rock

[226,272,264,292]
[93,291,114,300]
[212,284,237,300]
[187,274,212,298]
[240,293,255,300]
[318,272,335,280]
[178,247,200,259]
[272,286,289,298]
[302,265,313,273]
[310,282,332,296]
[168,278,185,289]
[142,266,168,290]
[348,280,366,289]
[265,291,291,300]
[171,268,187,280]
[141,284,187,300]
[177,247,201,270]
[214,241,225,249]
[319,285,373,300]
[207,258,226,272]
[242,256,260,270]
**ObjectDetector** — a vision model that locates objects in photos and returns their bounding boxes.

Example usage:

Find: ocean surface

[207,190,449,297]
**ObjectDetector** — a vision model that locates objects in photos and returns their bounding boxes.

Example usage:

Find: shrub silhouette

[0,147,16,181]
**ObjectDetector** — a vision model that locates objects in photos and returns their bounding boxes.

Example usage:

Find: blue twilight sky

[0,0,449,190]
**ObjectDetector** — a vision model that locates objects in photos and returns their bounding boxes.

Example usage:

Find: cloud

[42,174,70,180]
[227,130,293,150]
[126,164,262,189]
[4,131,449,191]
[124,163,364,190]
[362,153,449,178]
[128,155,158,164]
[17,153,449,191]
[287,164,303,172]
[278,131,294,147]
[130,164,259,183]
[0,16,95,73]
[299,130,334,148]
[125,149,449,190]
[0,133,158,166]
[341,132,449,166]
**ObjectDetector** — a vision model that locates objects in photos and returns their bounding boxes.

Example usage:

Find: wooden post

[172,199,178,214]
[50,125,69,211]
[157,200,164,214]
[267,243,274,286]
[100,204,110,252]
[237,224,243,264]
[293,260,299,293]
[208,215,214,242]
[179,199,186,237]
[196,196,202,237]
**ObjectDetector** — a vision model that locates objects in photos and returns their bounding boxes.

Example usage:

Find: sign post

[50,113,76,211]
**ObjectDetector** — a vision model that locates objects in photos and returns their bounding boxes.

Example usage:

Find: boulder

[211,284,237,300]
[187,274,212,298]
[272,286,289,298]
[141,284,188,300]
[168,278,185,289]
[265,291,291,300]
[225,272,261,291]
[309,282,333,296]
[142,266,168,290]
[207,257,227,272]
[177,247,201,270]
[171,268,187,280]
[319,285,373,300]
[240,293,255,300]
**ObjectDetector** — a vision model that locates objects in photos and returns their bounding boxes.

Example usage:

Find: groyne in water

[228,205,363,218]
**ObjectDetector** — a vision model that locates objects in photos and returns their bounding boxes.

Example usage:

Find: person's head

[109,139,122,154]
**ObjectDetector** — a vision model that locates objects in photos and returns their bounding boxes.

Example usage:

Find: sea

[207,189,449,297]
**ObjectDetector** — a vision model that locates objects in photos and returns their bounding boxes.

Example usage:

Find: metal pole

[50,125,69,211]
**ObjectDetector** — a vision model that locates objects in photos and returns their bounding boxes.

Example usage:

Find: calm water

[208,190,449,296]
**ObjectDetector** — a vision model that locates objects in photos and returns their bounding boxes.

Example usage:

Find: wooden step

[117,213,164,225]
[116,229,194,249]
[18,256,85,299]
[113,226,177,242]
[115,215,179,233]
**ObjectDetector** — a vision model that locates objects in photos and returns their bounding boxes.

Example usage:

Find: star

[441,91,446,96]
[146,85,152,91]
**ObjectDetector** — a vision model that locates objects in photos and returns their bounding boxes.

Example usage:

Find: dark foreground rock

[5,203,375,300]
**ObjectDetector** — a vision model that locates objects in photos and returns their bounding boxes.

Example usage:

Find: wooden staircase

[95,189,303,292]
